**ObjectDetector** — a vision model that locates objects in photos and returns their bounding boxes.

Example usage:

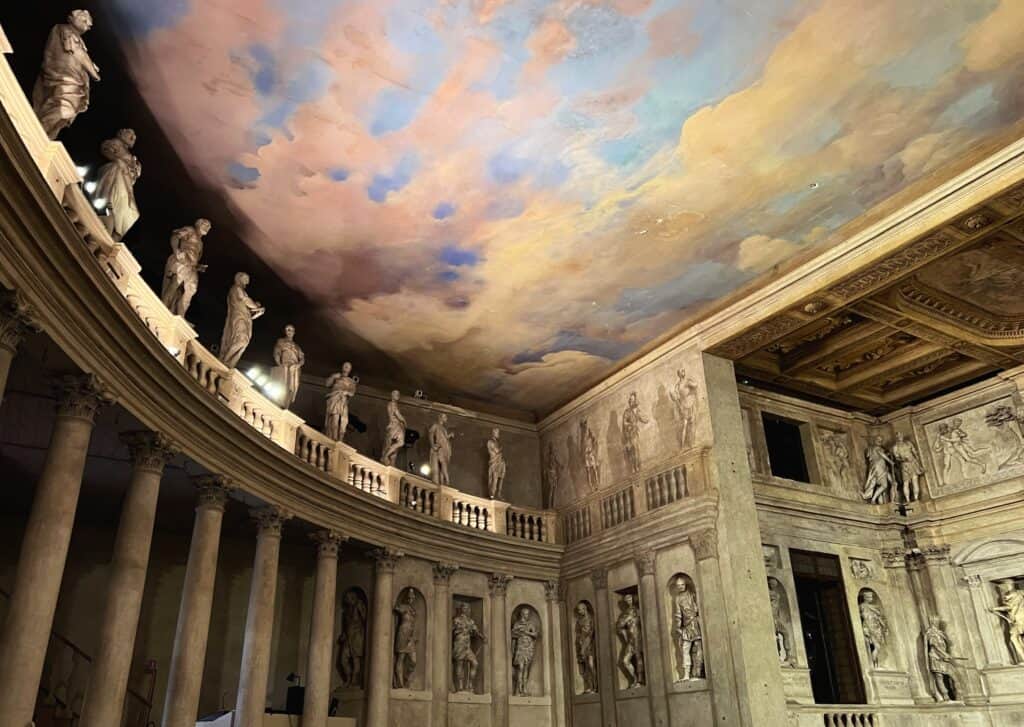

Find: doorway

[790,549,866,704]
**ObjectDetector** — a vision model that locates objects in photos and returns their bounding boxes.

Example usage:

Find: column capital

[251,506,291,536]
[310,529,346,559]
[921,544,951,565]
[120,430,177,474]
[370,547,403,572]
[635,550,657,577]
[193,474,233,511]
[881,548,907,569]
[690,529,718,562]
[0,289,38,354]
[544,579,565,603]
[488,573,513,596]
[432,562,459,585]
[590,568,608,590]
[55,374,112,422]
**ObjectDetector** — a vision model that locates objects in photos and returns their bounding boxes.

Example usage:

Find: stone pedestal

[303,530,345,727]
[489,574,513,727]
[80,432,175,727]
[235,507,289,726]
[544,581,567,727]
[636,552,670,727]
[590,569,618,726]
[0,376,104,726]
[432,563,458,727]
[161,477,231,727]
[366,548,401,727]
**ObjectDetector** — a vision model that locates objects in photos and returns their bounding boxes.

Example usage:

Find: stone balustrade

[294,423,341,475]
[184,340,230,398]
[399,473,438,515]
[789,707,880,727]
[505,505,557,543]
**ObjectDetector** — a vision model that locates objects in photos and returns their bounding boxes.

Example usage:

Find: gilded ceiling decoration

[100,0,1024,413]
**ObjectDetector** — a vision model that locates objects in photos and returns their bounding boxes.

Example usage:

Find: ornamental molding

[827,231,962,301]
[896,277,1024,344]
[590,568,608,590]
[544,579,565,602]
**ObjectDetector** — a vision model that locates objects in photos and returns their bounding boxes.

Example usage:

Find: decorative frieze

[635,550,657,577]
[828,231,961,301]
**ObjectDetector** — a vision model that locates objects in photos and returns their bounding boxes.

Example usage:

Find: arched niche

[392,586,427,691]
[856,587,889,670]
[667,573,705,681]
[452,595,487,694]
[336,587,369,689]
[510,603,544,697]
[571,600,598,695]
[767,577,794,667]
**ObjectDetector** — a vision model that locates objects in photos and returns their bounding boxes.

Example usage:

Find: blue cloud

[433,202,457,220]
[248,44,277,95]
[228,162,260,186]
[512,329,635,365]
[370,88,424,136]
[488,151,533,184]
[440,245,479,267]
[367,155,419,203]
[616,261,750,322]
[328,167,350,182]
[438,270,460,282]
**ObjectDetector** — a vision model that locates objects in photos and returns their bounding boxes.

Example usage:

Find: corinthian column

[0,375,107,726]
[636,551,669,727]
[590,568,618,727]
[544,580,567,727]
[432,562,459,726]
[366,548,402,727]
[80,432,176,727]
[235,506,290,726]
[0,290,37,403]
[161,476,232,727]
[303,529,346,727]
[489,573,513,727]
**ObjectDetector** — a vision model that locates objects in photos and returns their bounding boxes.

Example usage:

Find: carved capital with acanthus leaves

[488,573,513,596]
[432,562,459,585]
[251,505,291,536]
[310,529,346,559]
[55,373,113,422]
[120,430,177,474]
[193,474,232,511]
[0,289,38,354]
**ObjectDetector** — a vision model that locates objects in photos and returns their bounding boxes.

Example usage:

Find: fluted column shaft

[0,376,104,726]
[303,530,345,727]
[235,507,289,726]
[79,432,175,727]
[366,549,402,726]
[432,563,458,726]
[490,574,513,727]
[637,553,669,727]
[161,478,231,727]
[0,291,35,405]
[545,581,567,727]
[591,569,618,727]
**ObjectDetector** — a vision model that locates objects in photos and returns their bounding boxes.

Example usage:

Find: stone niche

[452,594,487,695]
[508,578,552,727]
[334,558,375,722]
[570,599,597,696]
[611,584,645,692]
[392,586,428,692]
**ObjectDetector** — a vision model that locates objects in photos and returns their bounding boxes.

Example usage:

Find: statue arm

[326,373,340,387]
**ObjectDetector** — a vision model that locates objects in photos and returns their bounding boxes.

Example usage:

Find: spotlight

[75,164,89,178]
[166,344,180,357]
[92,196,108,211]
[414,389,426,399]
[84,181,97,194]
[418,463,431,477]
[245,367,261,381]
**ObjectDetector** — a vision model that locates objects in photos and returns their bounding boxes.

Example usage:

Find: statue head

[928,615,942,629]
[873,434,884,445]
[234,272,250,287]
[517,607,530,622]
[344,591,356,607]
[862,590,875,603]
[284,324,295,339]
[405,589,416,605]
[628,391,638,407]
[69,9,93,33]
[677,367,686,380]
[621,594,635,610]
[674,577,688,593]
[952,417,963,427]
[195,218,212,236]
[491,427,500,440]
[997,579,1017,596]
[575,603,587,617]
[341,361,352,375]
[390,389,400,402]
[457,602,470,616]
[116,128,136,147]
[439,413,448,425]
[894,432,905,443]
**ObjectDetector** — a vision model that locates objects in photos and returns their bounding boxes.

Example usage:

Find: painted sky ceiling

[102,0,1024,415]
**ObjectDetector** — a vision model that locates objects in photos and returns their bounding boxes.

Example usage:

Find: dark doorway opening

[791,549,866,704]
[761,413,812,483]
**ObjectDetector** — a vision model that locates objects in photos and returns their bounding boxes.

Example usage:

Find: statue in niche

[861,435,895,504]
[217,272,264,369]
[615,593,645,688]
[671,577,704,680]
[511,607,540,697]
[452,601,487,692]
[621,392,648,475]
[769,581,790,665]
[324,362,357,442]
[574,603,597,694]
[336,590,366,688]
[381,390,406,466]
[890,432,924,502]
[543,442,561,510]
[669,367,699,447]
[270,324,304,409]
[933,419,988,481]
[858,590,888,669]
[487,428,506,499]
[989,579,1024,664]
[820,431,851,488]
[161,219,211,319]
[393,589,418,689]
[580,418,601,491]
[428,413,454,485]
[984,405,1024,469]
[33,10,100,139]
[923,617,959,702]
[95,128,141,241]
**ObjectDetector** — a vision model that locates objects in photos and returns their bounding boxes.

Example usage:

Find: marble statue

[511,607,539,697]
[616,594,645,688]
[923,617,959,702]
[428,413,453,485]
[990,579,1024,664]
[934,419,988,480]
[671,577,704,681]
[574,603,597,694]
[161,219,211,318]
[820,431,851,488]
[621,392,648,475]
[543,442,561,510]
[891,432,924,502]
[452,602,486,692]
[32,10,100,139]
[270,325,304,408]
[862,436,895,504]
[324,363,357,442]
[769,583,790,665]
[217,273,264,369]
[393,589,418,689]
[580,418,601,491]
[669,367,699,447]
[381,390,406,467]
[487,428,506,499]
[859,590,888,669]
[95,129,141,241]
[336,590,366,688]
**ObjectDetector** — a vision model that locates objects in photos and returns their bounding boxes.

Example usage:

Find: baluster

[483,510,490,531]
[537,518,544,542]
[428,492,435,516]
[507,512,513,536]
[612,494,621,524]
[676,468,686,499]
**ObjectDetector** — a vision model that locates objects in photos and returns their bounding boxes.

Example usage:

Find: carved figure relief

[933,418,988,483]
[670,575,705,680]
[615,592,645,688]
[858,589,889,669]
[768,578,793,666]
[381,390,406,466]
[580,418,601,491]
[990,578,1024,665]
[428,413,454,485]
[452,600,487,692]
[33,10,101,139]
[923,617,960,702]
[849,559,873,580]
[574,601,598,694]
[270,324,304,409]
[217,272,264,369]
[324,363,357,442]
[621,392,648,474]
[96,128,142,241]
[336,588,367,688]
[862,435,895,504]
[393,588,420,689]
[669,368,699,448]
[161,219,211,319]
[820,430,852,489]
[543,441,561,509]
[890,432,924,502]
[487,428,506,499]
[511,606,541,697]
[984,405,1024,470]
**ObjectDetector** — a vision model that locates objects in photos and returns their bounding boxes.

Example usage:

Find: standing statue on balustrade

[428,413,454,485]
[511,607,540,696]
[381,390,406,466]
[621,392,648,475]
[33,10,100,139]
[862,435,895,504]
[488,428,506,499]
[217,273,264,369]
[324,363,357,442]
[616,594,645,688]
[161,219,211,318]
[452,602,487,692]
[95,128,141,241]
[270,324,304,409]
